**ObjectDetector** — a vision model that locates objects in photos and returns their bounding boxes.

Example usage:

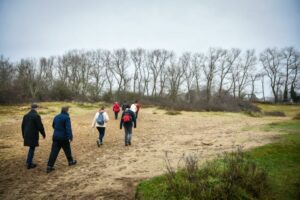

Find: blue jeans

[97,127,106,143]
[124,126,132,144]
[26,146,35,165]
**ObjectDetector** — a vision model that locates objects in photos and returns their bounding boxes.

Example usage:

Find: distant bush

[137,148,270,200]
[138,94,261,113]
[264,111,286,117]
[293,113,300,120]
[244,111,263,117]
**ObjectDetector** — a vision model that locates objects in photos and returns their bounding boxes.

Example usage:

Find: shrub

[293,113,300,120]
[244,111,263,117]
[138,148,269,200]
[264,111,286,117]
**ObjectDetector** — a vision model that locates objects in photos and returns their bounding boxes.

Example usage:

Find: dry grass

[0,102,291,199]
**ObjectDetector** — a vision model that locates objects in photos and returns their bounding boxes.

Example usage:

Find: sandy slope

[0,107,286,200]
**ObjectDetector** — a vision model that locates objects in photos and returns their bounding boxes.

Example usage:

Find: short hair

[101,107,104,110]
[61,106,69,113]
[31,103,38,109]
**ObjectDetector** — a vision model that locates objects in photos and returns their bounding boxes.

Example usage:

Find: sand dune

[0,107,286,200]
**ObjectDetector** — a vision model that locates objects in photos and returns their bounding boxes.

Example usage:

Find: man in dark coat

[120,104,137,146]
[21,103,46,169]
[46,106,76,173]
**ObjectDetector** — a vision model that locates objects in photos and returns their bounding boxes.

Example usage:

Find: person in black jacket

[120,104,136,146]
[46,106,76,173]
[21,103,46,169]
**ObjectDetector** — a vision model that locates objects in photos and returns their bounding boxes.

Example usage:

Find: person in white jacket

[92,107,109,147]
[130,103,137,115]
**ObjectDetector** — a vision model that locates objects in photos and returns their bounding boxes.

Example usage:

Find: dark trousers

[136,111,139,119]
[96,127,106,143]
[114,112,119,119]
[47,140,73,167]
[124,126,133,144]
[26,146,35,165]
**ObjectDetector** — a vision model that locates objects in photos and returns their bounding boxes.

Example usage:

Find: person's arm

[65,117,73,141]
[105,112,109,122]
[21,116,25,139]
[120,112,124,129]
[92,113,97,128]
[36,115,46,139]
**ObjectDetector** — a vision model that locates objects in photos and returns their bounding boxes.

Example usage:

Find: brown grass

[0,102,289,199]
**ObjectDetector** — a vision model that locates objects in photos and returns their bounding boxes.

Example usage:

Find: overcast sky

[0,0,299,61]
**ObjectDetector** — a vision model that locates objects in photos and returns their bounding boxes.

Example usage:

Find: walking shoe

[68,160,77,166]
[27,163,37,169]
[128,142,131,146]
[46,166,55,173]
[125,143,128,146]
[97,140,100,147]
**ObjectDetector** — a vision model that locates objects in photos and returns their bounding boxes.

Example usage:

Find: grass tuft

[165,110,181,115]
[136,121,300,200]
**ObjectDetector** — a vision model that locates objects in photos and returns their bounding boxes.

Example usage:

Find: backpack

[122,111,132,123]
[96,112,105,125]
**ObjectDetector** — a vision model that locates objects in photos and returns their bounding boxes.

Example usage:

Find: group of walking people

[21,101,141,173]
[92,100,141,146]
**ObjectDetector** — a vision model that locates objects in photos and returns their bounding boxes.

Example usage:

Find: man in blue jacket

[46,106,76,173]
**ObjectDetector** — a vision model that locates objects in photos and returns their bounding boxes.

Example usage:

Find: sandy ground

[0,107,287,200]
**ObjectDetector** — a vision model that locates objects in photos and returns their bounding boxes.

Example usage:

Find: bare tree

[260,48,283,102]
[232,50,256,99]
[102,50,114,95]
[0,55,15,88]
[191,53,205,95]
[217,48,241,96]
[111,49,130,94]
[203,48,222,102]
[167,54,185,101]
[148,49,170,96]
[180,52,194,102]
[281,47,298,102]
[131,48,146,94]
[88,50,106,100]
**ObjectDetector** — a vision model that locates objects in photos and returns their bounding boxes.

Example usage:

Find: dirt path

[0,108,286,199]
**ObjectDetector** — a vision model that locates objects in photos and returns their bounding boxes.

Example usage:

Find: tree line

[0,47,299,104]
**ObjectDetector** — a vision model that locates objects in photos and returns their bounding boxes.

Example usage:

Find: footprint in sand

[118,166,127,171]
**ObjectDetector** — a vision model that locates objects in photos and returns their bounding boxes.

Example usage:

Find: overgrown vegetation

[136,121,300,200]
[264,111,286,117]
[165,110,181,115]
[293,113,300,120]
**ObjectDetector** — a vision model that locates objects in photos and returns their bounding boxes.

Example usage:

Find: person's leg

[136,111,138,119]
[114,112,118,120]
[127,126,133,145]
[61,140,74,163]
[99,127,105,144]
[47,140,61,167]
[26,146,36,167]
[96,127,101,146]
[124,126,129,145]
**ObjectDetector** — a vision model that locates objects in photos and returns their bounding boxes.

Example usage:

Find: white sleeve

[92,113,97,127]
[105,112,109,122]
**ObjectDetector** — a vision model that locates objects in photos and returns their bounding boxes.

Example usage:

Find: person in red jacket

[113,102,120,120]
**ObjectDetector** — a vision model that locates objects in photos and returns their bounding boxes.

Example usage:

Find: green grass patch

[256,103,300,118]
[136,121,300,200]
